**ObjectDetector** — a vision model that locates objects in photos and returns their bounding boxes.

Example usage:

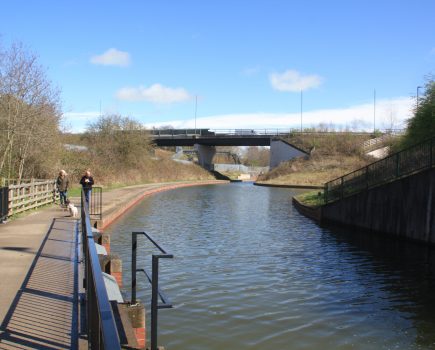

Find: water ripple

[106,183,435,350]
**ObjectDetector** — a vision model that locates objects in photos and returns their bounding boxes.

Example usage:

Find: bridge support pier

[194,144,216,170]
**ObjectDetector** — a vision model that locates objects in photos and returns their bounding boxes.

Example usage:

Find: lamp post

[373,89,376,135]
[194,95,198,135]
[300,89,303,133]
[417,86,423,112]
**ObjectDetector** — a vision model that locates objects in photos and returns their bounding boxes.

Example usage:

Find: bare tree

[242,146,270,167]
[83,114,152,167]
[0,42,61,181]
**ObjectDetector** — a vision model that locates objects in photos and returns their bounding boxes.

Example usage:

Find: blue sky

[0,0,434,132]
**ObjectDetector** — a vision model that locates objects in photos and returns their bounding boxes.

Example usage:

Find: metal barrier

[88,186,102,221]
[325,137,435,203]
[132,232,173,350]
[81,190,121,349]
[0,187,8,222]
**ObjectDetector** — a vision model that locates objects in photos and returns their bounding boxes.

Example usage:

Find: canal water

[105,183,435,349]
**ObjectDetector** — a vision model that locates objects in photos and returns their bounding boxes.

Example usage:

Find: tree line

[401,77,435,148]
[0,42,211,186]
[0,42,61,181]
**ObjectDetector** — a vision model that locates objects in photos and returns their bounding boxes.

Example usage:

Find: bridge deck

[0,209,82,349]
[154,135,273,147]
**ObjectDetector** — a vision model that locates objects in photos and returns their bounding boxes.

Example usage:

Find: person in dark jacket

[56,170,69,207]
[80,170,94,203]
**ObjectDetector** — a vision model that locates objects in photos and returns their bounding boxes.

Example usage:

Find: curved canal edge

[254,182,323,189]
[99,180,229,229]
[292,196,322,222]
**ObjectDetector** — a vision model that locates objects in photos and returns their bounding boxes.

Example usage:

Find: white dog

[66,201,78,218]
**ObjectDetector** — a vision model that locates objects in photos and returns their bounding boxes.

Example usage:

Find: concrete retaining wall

[270,139,307,168]
[322,167,435,244]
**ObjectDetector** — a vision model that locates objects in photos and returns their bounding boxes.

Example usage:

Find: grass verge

[294,190,325,207]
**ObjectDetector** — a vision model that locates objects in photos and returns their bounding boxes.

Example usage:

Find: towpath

[0,180,226,349]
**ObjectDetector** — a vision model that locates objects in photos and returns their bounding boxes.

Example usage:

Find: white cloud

[116,84,191,104]
[90,48,131,67]
[145,97,413,131]
[270,70,323,92]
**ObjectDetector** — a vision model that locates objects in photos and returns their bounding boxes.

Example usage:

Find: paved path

[0,213,79,349]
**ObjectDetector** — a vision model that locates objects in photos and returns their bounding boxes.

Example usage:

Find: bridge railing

[150,128,214,137]
[325,137,435,203]
[151,128,405,138]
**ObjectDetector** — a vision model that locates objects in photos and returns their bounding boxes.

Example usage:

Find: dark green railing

[324,137,435,204]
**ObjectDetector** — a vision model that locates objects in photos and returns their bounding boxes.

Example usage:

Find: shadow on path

[0,218,79,350]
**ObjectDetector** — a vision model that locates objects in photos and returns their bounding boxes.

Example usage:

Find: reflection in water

[323,226,435,349]
[105,183,435,350]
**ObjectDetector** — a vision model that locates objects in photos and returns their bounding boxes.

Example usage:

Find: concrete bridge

[152,129,310,169]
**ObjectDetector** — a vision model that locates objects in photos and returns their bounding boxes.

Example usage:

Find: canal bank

[292,166,435,246]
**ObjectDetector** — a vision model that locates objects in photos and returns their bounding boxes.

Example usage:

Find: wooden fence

[8,180,59,216]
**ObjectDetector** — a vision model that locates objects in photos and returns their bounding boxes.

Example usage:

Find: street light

[373,89,376,134]
[417,86,423,112]
[194,95,198,135]
[300,89,303,132]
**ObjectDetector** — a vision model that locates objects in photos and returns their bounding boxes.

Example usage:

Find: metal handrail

[89,186,103,221]
[81,190,121,349]
[325,136,435,203]
[132,231,173,350]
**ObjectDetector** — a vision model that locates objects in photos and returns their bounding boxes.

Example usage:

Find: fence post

[396,153,400,178]
[324,184,328,204]
[132,233,137,305]
[340,177,344,199]
[365,166,369,190]
[430,139,433,167]
[0,187,9,222]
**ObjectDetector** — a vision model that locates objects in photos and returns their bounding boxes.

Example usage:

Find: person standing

[56,170,69,207]
[80,170,94,203]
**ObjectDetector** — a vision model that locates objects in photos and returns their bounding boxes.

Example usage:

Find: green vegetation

[258,132,371,186]
[60,114,213,188]
[294,190,325,207]
[401,78,435,148]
